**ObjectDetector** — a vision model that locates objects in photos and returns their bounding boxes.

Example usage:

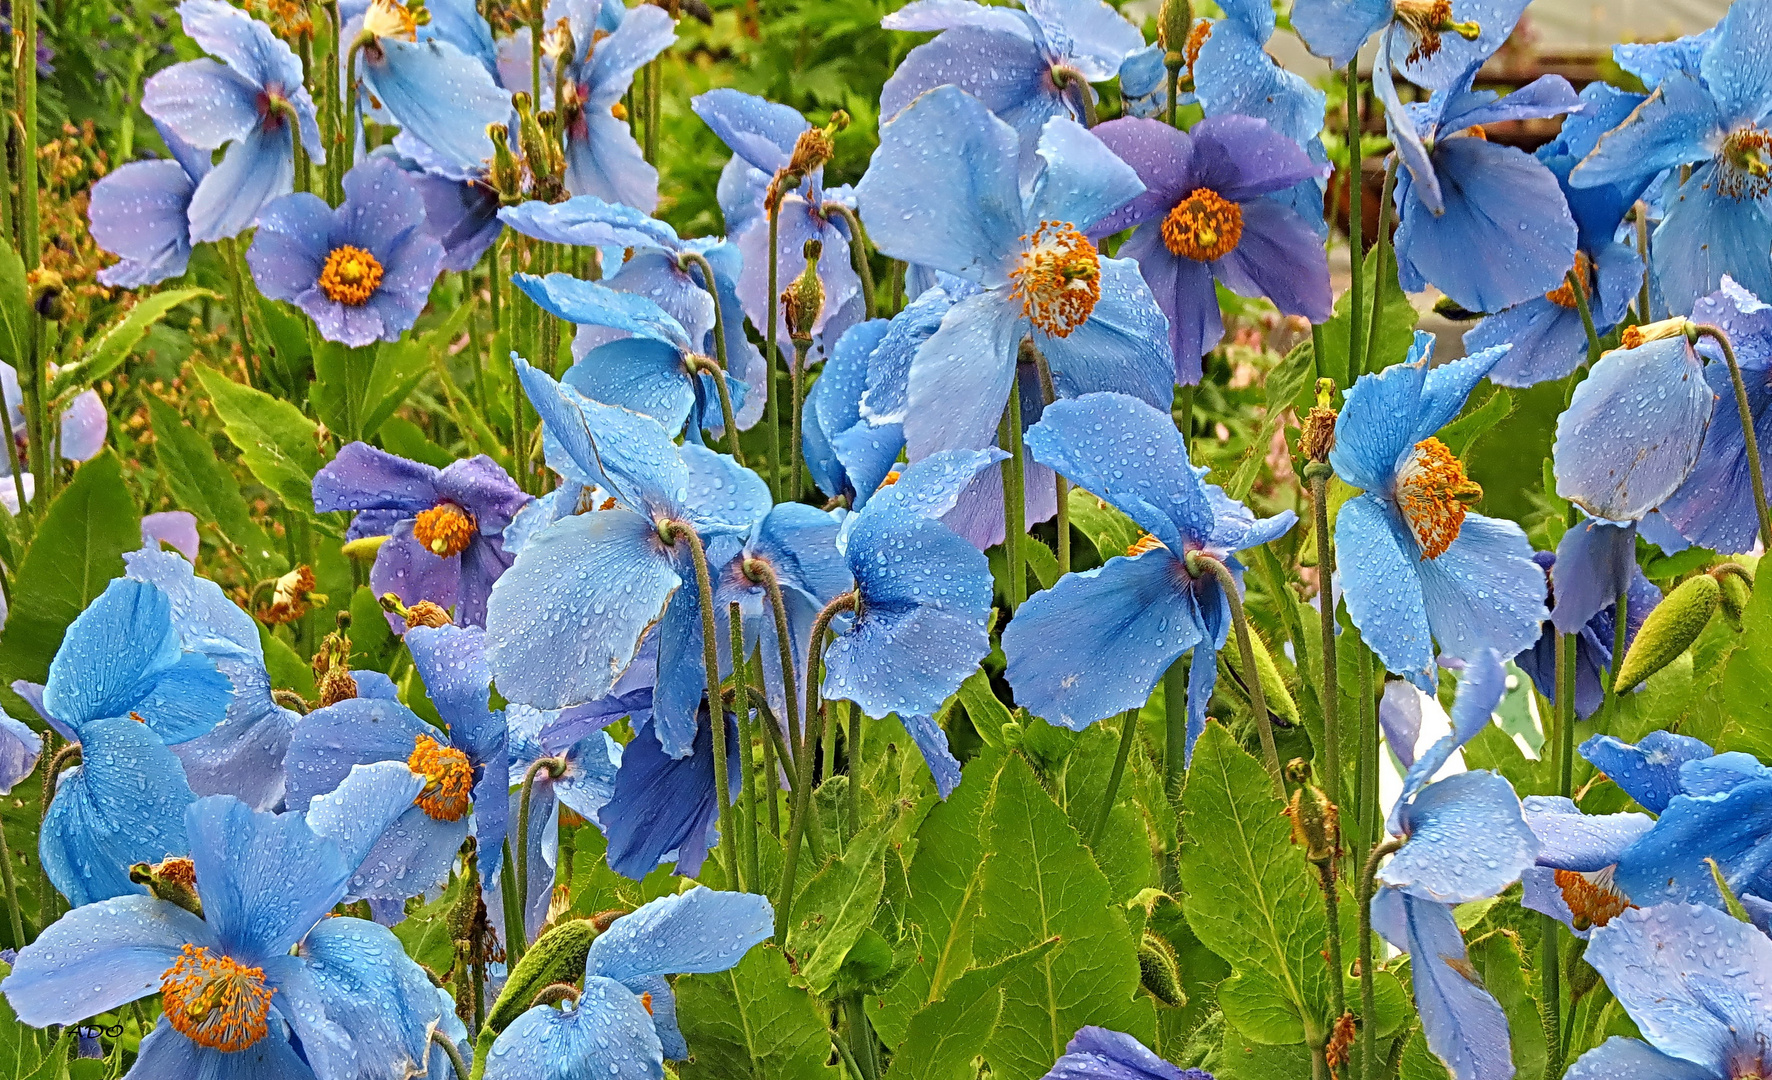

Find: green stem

[775,591,857,943]
[1090,709,1138,848]
[681,252,744,463]
[344,38,364,173]
[529,1,543,113]
[730,601,761,891]
[1603,589,1627,721]
[1162,657,1187,809]
[1362,158,1398,378]
[1309,467,1343,844]
[832,1029,868,1080]
[1354,641,1374,861]
[1540,910,1563,1080]
[1165,66,1178,127]
[431,1026,470,1080]
[1568,268,1602,368]
[468,1026,495,1080]
[514,755,564,949]
[1188,551,1283,795]
[844,994,881,1080]
[1345,66,1365,381]
[823,202,876,320]
[749,560,804,753]
[674,525,740,891]
[499,837,525,968]
[1318,859,1345,1020]
[0,815,24,945]
[16,0,40,272]
[1000,373,1027,610]
[791,338,810,503]
[1027,341,1068,575]
[846,700,861,839]
[1694,323,1772,549]
[1558,632,1576,798]
[766,200,783,499]
[1359,836,1403,1080]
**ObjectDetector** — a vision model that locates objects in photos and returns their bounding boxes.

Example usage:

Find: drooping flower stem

[729,600,762,891]
[431,1026,470,1080]
[1692,323,1772,548]
[1361,158,1399,378]
[514,754,566,946]
[1162,658,1187,888]
[775,590,857,943]
[499,836,526,967]
[1568,268,1602,368]
[765,200,784,500]
[1540,908,1563,1080]
[681,251,745,463]
[645,57,662,165]
[1345,66,1366,381]
[1090,709,1139,848]
[1165,67,1179,127]
[823,203,876,320]
[1027,341,1070,574]
[747,559,804,754]
[1186,551,1283,795]
[1307,465,1343,850]
[1000,365,1028,610]
[1357,836,1402,1080]
[791,337,811,502]
[671,523,742,892]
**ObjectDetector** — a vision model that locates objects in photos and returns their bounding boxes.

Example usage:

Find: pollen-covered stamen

[1183,20,1211,75]
[1161,189,1243,262]
[1394,437,1483,560]
[159,944,275,1053]
[413,502,478,558]
[1393,0,1481,65]
[1720,127,1772,199]
[1127,533,1167,556]
[1009,221,1101,338]
[361,0,418,40]
[1553,867,1632,931]
[1544,250,1594,310]
[317,245,385,306]
[408,735,475,822]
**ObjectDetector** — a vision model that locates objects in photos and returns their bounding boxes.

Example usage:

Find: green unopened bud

[1000,719,1024,749]
[1137,929,1186,1007]
[514,93,561,193]
[782,239,825,344]
[1613,572,1721,692]
[487,918,598,1033]
[1718,570,1753,630]
[488,124,523,202]
[1566,946,1602,1003]
[1223,628,1298,725]
[1156,0,1193,67]
[129,857,203,917]
[1284,780,1340,867]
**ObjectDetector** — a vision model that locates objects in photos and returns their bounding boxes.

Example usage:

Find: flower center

[317,245,385,306]
[1184,20,1211,74]
[1009,221,1101,338]
[361,0,418,40]
[1543,250,1593,310]
[1161,189,1243,262]
[408,734,474,822]
[413,502,477,558]
[1393,0,1480,65]
[1552,867,1631,931]
[1721,127,1772,199]
[1394,437,1482,560]
[159,944,275,1053]
[1127,533,1167,556]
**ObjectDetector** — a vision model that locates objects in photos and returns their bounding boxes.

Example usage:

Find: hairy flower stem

[1308,468,1343,849]
[1603,589,1628,719]
[1187,552,1283,795]
[1568,269,1602,368]
[499,837,525,967]
[1358,836,1402,1080]
[730,602,761,890]
[1165,67,1179,127]
[1693,324,1772,548]
[1362,158,1398,378]
[823,202,876,320]
[0,817,24,945]
[791,338,810,502]
[514,755,565,946]
[1028,341,1070,574]
[674,525,741,891]
[775,591,857,943]
[1162,658,1187,888]
[1634,201,1652,322]
[1000,375,1027,610]
[15,0,39,273]
[1090,709,1139,848]
[1346,66,1365,381]
[766,201,783,499]
[431,1025,470,1080]
[469,1026,494,1080]
[748,560,804,755]
[1353,643,1374,863]
[1317,858,1345,1019]
[681,251,745,463]
[846,700,862,838]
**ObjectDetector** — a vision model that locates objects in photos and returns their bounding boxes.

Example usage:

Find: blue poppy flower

[1370,889,1512,1080]
[87,122,209,287]
[1118,44,1167,120]
[373,146,504,273]
[856,86,1172,460]
[1517,795,1652,938]
[36,577,234,908]
[601,706,740,881]
[552,2,675,210]
[285,624,510,899]
[1378,56,1581,314]
[0,711,37,798]
[1572,0,1772,313]
[1042,1026,1211,1080]
[1088,115,1331,385]
[1003,392,1296,760]
[3,796,367,1080]
[878,0,1144,153]
[486,887,772,1076]
[1513,545,1658,721]
[804,319,906,508]
[301,914,471,1080]
[1465,83,1652,386]
[502,704,621,937]
[1566,903,1772,1080]
[1330,334,1548,685]
[1656,279,1772,553]
[1292,0,1528,92]
[314,441,530,630]
[1610,760,1772,913]
[140,0,324,242]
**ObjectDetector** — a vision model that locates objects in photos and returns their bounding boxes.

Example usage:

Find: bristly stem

[674,524,740,891]
[1090,709,1138,848]
[0,815,25,946]
[499,837,526,968]
[1165,67,1178,127]
[681,251,745,463]
[730,601,761,890]
[1187,551,1283,795]
[748,559,804,755]
[1345,65,1365,382]
[1568,268,1602,368]
[514,754,565,950]
[766,199,784,499]
[1358,836,1402,1080]
[1693,323,1772,549]
[1362,158,1398,379]
[790,337,810,503]
[1161,657,1187,888]
[1028,341,1070,575]
[1603,589,1628,720]
[775,591,857,942]
[431,1025,470,1080]
[823,202,876,320]
[1308,466,1343,855]
[1000,367,1028,610]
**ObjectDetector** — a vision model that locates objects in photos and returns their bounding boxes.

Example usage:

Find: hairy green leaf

[883,938,1058,1080]
[145,396,284,576]
[788,815,891,995]
[196,366,325,509]
[53,288,213,396]
[675,947,838,1080]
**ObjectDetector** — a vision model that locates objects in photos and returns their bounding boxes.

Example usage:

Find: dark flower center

[414,501,477,558]
[1009,221,1100,338]
[318,245,384,306]
[1162,189,1243,262]
[160,944,274,1052]
[408,734,474,822]
[1394,437,1482,559]
[1544,250,1593,310]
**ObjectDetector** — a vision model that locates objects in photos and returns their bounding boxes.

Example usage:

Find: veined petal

[564,110,660,214]
[1651,162,1772,315]
[690,88,807,175]
[580,3,675,109]
[1615,780,1772,910]
[901,288,1024,459]
[1371,888,1515,1080]
[1038,257,1175,411]
[587,886,772,983]
[1571,73,1722,190]
[140,58,261,150]
[283,695,431,807]
[1336,495,1433,681]
[1,894,213,1026]
[1699,0,1772,127]
[186,795,350,963]
[1520,795,1654,871]
[1417,512,1548,664]
[1578,731,1714,814]
[187,122,295,243]
[484,977,663,1080]
[1565,1038,1716,1080]
[360,37,509,177]
[1382,770,1537,903]
[1026,117,1145,234]
[1291,0,1391,68]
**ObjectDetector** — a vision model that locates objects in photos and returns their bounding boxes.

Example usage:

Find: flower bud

[487,918,598,1033]
[1157,0,1193,67]
[1613,572,1720,692]
[342,534,389,562]
[1137,929,1186,1007]
[1619,317,1692,351]
[129,856,203,917]
[1284,778,1340,867]
[782,239,825,345]
[27,269,64,320]
[488,124,523,203]
[1712,562,1754,630]
[1300,378,1338,463]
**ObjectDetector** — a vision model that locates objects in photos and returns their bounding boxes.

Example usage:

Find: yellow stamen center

[1161,189,1243,263]
[159,944,275,1053]
[1127,532,1167,556]
[317,245,385,306]
[1553,867,1632,931]
[1394,437,1482,560]
[361,0,418,40]
[1544,250,1593,310]
[1722,127,1772,199]
[1008,221,1101,338]
[408,735,474,822]
[610,101,628,121]
[413,502,477,558]
[878,470,901,488]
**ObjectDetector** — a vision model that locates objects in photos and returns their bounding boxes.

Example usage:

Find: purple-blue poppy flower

[512,272,751,444]
[1042,1026,1212,1080]
[376,146,504,273]
[486,887,772,1076]
[1514,545,1658,720]
[856,86,1172,460]
[1610,760,1772,912]
[353,0,514,179]
[1657,279,1772,553]
[1572,0,1772,313]
[313,441,531,630]
[1465,82,1652,386]
[878,0,1144,153]
[1379,56,1581,313]
[1003,392,1297,761]
[88,122,210,287]
[1517,795,1652,938]
[554,2,674,210]
[36,577,233,908]
[1089,115,1331,385]
[1566,903,1772,1080]
[0,365,107,493]
[602,707,740,881]
[141,511,202,562]
[247,158,446,347]
[140,0,324,241]
[1330,334,1548,685]
[1370,888,1512,1080]
[0,710,38,798]
[285,624,510,897]
[692,89,865,361]
[1292,0,1528,92]
[804,319,905,508]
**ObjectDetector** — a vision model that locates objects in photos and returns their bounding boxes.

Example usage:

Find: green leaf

[259,623,315,698]
[145,397,285,576]
[310,342,377,444]
[196,366,325,510]
[1067,487,1143,564]
[1227,339,1318,500]
[0,962,47,1079]
[0,242,30,371]
[674,946,839,1080]
[977,754,1155,1080]
[390,875,464,976]
[379,416,453,467]
[786,815,891,995]
[1182,722,1331,1046]
[1022,537,1059,591]
[0,454,141,689]
[1469,929,1547,1078]
[52,288,213,396]
[882,938,1059,1080]
[1439,387,1513,459]
[1213,1023,1314,1080]
[362,304,471,438]
[1723,568,1772,758]
[956,670,1013,751]
[1318,245,1420,389]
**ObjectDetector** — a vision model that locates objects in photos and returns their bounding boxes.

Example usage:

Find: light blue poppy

[88,121,210,287]
[1292,0,1528,92]
[1042,1026,1211,1080]
[354,1,514,181]
[1517,795,1652,938]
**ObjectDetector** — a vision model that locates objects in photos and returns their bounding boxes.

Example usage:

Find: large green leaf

[1066,487,1143,564]
[1182,722,1332,1046]
[390,874,465,977]
[787,815,891,995]
[674,946,838,1080]
[0,453,141,688]
[195,366,326,510]
[310,342,377,444]
[1722,569,1772,760]
[0,962,47,1078]
[1469,929,1546,1078]
[882,938,1058,1080]
[51,288,213,396]
[977,754,1155,1080]
[363,304,472,438]
[145,396,285,576]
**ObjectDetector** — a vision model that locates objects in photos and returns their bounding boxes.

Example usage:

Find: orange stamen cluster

[413,502,478,558]
[1553,868,1632,931]
[1161,189,1243,263]
[317,245,385,306]
[1394,438,1482,560]
[1126,533,1167,556]
[408,735,474,822]
[1544,250,1593,310]
[1721,127,1772,199]
[361,0,418,40]
[1395,0,1454,63]
[1009,221,1101,338]
[878,470,902,488]
[159,944,274,1053]
[1184,20,1212,73]
[259,565,319,626]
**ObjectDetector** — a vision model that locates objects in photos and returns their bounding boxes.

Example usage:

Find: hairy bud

[782,239,826,344]
[1157,0,1193,67]
[130,857,203,917]
[1284,778,1341,867]
[1301,378,1339,463]
[1613,573,1720,692]
[28,269,65,320]
[488,124,523,203]
[1137,929,1186,1007]
[487,918,598,1033]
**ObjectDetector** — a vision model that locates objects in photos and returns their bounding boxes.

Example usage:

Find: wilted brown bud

[259,566,322,625]
[405,600,452,629]
[130,856,203,916]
